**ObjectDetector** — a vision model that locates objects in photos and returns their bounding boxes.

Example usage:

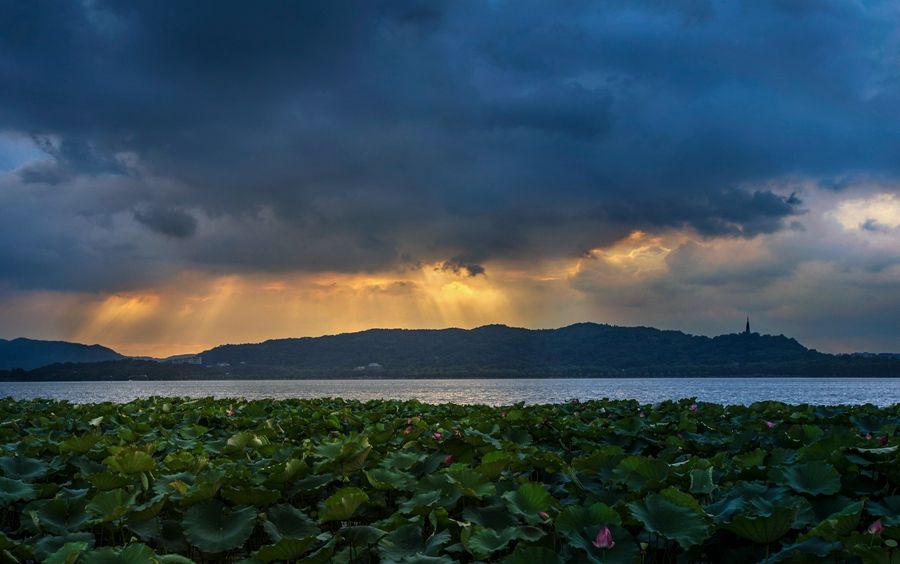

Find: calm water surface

[1,378,899,406]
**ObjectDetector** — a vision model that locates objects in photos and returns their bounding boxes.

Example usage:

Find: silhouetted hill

[2,324,898,380]
[199,323,815,371]
[0,338,123,370]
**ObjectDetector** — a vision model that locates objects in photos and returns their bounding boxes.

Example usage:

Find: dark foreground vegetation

[1,397,899,563]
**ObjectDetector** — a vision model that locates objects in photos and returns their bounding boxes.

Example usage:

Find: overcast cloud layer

[0,0,898,353]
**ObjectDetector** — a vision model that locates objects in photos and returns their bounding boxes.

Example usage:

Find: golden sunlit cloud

[829,193,900,231]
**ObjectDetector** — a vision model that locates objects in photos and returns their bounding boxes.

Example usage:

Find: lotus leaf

[318,487,368,522]
[770,461,842,496]
[31,533,95,561]
[79,543,158,564]
[182,500,257,553]
[0,476,36,506]
[86,489,137,523]
[25,497,92,534]
[724,505,797,544]
[253,536,319,562]
[502,482,552,522]
[462,525,520,559]
[628,493,711,549]
[44,541,89,564]
[103,450,155,475]
[0,456,50,481]
[263,503,319,541]
[502,545,560,564]
[445,464,495,498]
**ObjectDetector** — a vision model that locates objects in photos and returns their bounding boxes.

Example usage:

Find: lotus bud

[592,526,615,549]
[868,519,885,535]
[766,421,775,429]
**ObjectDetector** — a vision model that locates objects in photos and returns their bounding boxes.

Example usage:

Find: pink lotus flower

[225,409,235,417]
[766,421,775,429]
[538,511,549,520]
[865,433,873,441]
[501,411,508,418]
[403,425,413,435]
[868,519,885,535]
[689,403,698,412]
[433,432,443,441]
[639,411,646,418]
[592,526,615,549]
[443,454,454,465]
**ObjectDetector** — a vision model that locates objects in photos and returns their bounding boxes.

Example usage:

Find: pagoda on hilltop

[744,317,751,334]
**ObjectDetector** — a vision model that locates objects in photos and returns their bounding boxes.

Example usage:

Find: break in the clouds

[0,0,898,353]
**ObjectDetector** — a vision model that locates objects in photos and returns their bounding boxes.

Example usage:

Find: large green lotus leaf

[85,472,133,491]
[689,467,715,495]
[44,541,90,564]
[0,456,50,481]
[503,546,560,564]
[264,458,307,483]
[770,462,841,496]
[477,450,517,479]
[157,519,189,553]
[724,505,797,544]
[767,536,840,563]
[221,485,281,506]
[732,449,767,469]
[381,450,427,471]
[263,504,319,542]
[59,434,102,455]
[156,556,195,564]
[0,476,36,505]
[556,502,622,534]
[253,536,319,563]
[86,488,137,523]
[129,494,167,522]
[25,497,92,534]
[79,543,158,564]
[659,487,705,516]
[365,467,416,491]
[502,482,552,524]
[445,464,495,498]
[612,456,669,491]
[182,500,257,553]
[318,487,369,522]
[801,500,864,541]
[463,525,520,560]
[463,503,519,530]
[31,533,95,561]
[869,496,900,526]
[225,431,269,451]
[104,449,156,475]
[628,494,711,549]
[378,524,431,562]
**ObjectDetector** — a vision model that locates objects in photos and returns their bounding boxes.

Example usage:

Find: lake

[1,377,899,406]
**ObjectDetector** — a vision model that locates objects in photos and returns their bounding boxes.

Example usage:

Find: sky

[0,0,898,357]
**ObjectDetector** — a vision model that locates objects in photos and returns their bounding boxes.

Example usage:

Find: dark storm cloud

[133,206,198,239]
[0,0,898,291]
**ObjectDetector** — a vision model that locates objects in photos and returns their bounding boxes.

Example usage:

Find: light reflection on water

[1,378,899,406]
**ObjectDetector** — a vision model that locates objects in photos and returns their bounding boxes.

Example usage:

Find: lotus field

[1,397,899,563]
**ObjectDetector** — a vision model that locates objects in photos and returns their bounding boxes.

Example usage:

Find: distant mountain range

[1,323,899,380]
[0,338,123,371]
